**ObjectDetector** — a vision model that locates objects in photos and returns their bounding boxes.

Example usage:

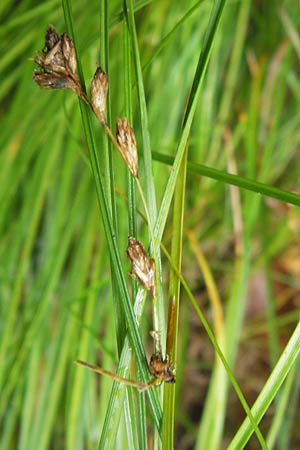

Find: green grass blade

[266,362,297,449]
[124,0,157,223]
[162,144,188,450]
[97,289,155,450]
[142,0,203,74]
[154,0,228,243]
[124,0,167,359]
[123,10,147,450]
[161,243,267,449]
[152,152,300,207]
[227,321,300,450]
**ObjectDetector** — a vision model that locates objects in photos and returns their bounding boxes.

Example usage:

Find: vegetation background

[1,0,300,449]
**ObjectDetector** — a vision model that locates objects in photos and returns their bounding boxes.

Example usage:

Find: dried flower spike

[76,350,175,391]
[90,67,108,123]
[33,27,82,98]
[45,26,60,50]
[116,118,138,177]
[149,352,176,384]
[126,236,156,298]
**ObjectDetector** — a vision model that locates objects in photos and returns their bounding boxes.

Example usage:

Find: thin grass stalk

[154,0,228,243]
[123,6,146,449]
[97,289,158,450]
[227,321,300,450]
[162,144,188,450]
[209,0,251,163]
[98,0,111,204]
[261,202,280,367]
[266,363,297,449]
[99,0,127,375]
[187,230,224,337]
[188,225,228,448]
[277,360,300,449]
[123,0,157,222]
[152,152,300,207]
[142,0,203,74]
[212,41,264,449]
[123,10,148,450]
[1,388,22,450]
[124,0,166,367]
[124,387,140,450]
[123,12,136,239]
[19,339,41,450]
[194,4,252,442]
[98,0,127,357]
[160,243,267,448]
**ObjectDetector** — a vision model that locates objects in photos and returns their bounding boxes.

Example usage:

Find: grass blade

[227,321,300,450]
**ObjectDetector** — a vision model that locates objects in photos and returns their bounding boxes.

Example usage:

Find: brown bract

[33,27,82,97]
[45,26,60,50]
[126,236,156,298]
[90,67,108,123]
[149,352,176,384]
[116,118,138,177]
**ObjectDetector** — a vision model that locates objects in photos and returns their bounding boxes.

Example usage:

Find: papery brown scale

[33,27,81,97]
[126,236,156,298]
[33,71,70,90]
[149,352,175,384]
[91,67,108,122]
[116,118,138,177]
[61,33,77,76]
[45,26,60,51]
[35,42,67,75]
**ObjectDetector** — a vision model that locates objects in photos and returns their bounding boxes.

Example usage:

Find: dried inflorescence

[116,118,139,178]
[33,26,83,98]
[76,350,175,391]
[90,67,108,123]
[149,352,176,384]
[34,26,176,393]
[33,27,140,178]
[126,236,156,298]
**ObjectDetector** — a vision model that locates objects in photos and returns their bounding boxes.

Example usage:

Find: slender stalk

[76,360,158,391]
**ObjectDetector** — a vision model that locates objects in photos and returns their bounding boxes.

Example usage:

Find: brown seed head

[116,118,138,177]
[45,26,60,51]
[91,67,108,122]
[61,33,77,76]
[149,352,176,384]
[126,236,156,298]
[33,27,81,97]
[33,72,70,89]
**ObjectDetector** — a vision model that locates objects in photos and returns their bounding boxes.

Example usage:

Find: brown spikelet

[90,67,108,122]
[126,236,156,298]
[116,118,138,177]
[149,352,175,384]
[33,26,82,98]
